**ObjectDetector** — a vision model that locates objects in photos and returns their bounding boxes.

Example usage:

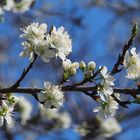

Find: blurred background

[1,0,140,140]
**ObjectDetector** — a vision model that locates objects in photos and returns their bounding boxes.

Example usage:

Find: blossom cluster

[61,59,119,121]
[20,23,72,62]
[99,117,122,137]
[93,66,119,120]
[75,117,121,138]
[0,0,34,16]
[39,106,72,129]
[20,22,71,111]
[17,96,32,125]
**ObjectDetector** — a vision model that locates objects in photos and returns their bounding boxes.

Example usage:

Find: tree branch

[0,85,140,97]
[1,54,37,92]
[110,24,138,75]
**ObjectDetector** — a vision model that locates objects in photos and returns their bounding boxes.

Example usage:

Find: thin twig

[111,94,131,108]
[0,55,37,93]
[73,68,102,86]
[11,55,37,89]
[110,24,138,75]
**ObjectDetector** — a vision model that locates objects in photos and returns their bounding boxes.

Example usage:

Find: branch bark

[111,24,137,75]
[1,55,37,92]
[0,86,139,96]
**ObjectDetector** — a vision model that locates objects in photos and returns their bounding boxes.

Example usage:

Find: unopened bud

[86,70,93,78]
[79,61,86,70]
[88,61,96,71]
[69,68,76,75]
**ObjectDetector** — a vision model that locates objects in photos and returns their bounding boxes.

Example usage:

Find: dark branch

[1,55,37,92]
[111,94,131,108]
[110,24,138,75]
[0,84,140,107]
[0,86,140,96]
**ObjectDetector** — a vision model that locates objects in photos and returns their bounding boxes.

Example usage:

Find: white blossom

[20,22,47,45]
[123,47,140,80]
[3,0,14,11]
[93,94,119,120]
[100,66,114,86]
[38,82,64,109]
[124,47,140,68]
[98,66,115,101]
[34,40,56,63]
[98,84,114,102]
[47,26,72,60]
[0,101,14,127]
[100,117,122,137]
[63,59,79,75]
[19,41,35,62]
[17,96,32,125]
[12,0,34,13]
[20,23,49,62]
[125,65,140,80]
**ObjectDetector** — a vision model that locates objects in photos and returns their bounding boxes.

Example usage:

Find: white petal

[0,116,4,127]
[29,52,34,62]
[5,113,12,124]
[93,106,100,112]
[58,52,66,60]
[38,94,47,102]
[130,47,136,56]
[101,66,107,76]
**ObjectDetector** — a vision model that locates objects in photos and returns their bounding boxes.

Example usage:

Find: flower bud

[79,61,86,70]
[7,95,18,105]
[86,70,93,78]
[69,68,76,76]
[88,61,96,71]
[63,59,71,71]
[72,62,79,69]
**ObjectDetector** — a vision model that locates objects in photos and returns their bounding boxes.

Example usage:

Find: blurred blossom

[39,105,71,129]
[0,0,34,14]
[17,96,32,125]
[74,121,90,136]
[99,117,122,137]
[12,0,34,13]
